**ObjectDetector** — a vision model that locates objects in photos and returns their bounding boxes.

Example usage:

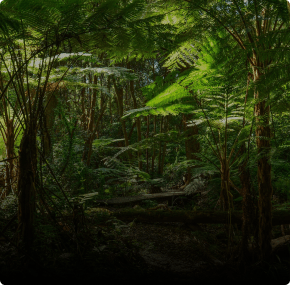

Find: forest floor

[97,207,290,285]
[0,197,290,285]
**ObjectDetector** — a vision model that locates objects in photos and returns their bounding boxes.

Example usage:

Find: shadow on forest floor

[0,209,290,285]
[0,192,290,285]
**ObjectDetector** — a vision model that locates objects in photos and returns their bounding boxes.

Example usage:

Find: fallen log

[271,235,290,259]
[94,191,193,206]
[110,209,290,226]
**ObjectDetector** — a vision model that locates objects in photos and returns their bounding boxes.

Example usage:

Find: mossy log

[94,191,191,206]
[111,209,290,226]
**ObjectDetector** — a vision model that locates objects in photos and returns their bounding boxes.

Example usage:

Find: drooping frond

[163,39,197,71]
[122,103,194,119]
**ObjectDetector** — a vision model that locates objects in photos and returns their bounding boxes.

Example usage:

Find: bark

[157,116,168,176]
[84,102,107,165]
[150,117,165,194]
[43,83,59,157]
[220,161,233,211]
[219,158,235,258]
[17,125,37,251]
[252,65,273,260]
[146,115,150,173]
[80,76,86,130]
[109,97,113,124]
[82,93,107,165]
[157,116,163,176]
[113,79,131,160]
[183,114,200,185]
[82,75,98,165]
[0,94,15,197]
[0,171,5,197]
[110,209,290,227]
[127,121,137,141]
[239,149,259,262]
[5,118,15,196]
[95,191,200,206]
[130,80,142,170]
[160,142,166,175]
[151,116,157,175]
[151,62,156,175]
[239,73,259,263]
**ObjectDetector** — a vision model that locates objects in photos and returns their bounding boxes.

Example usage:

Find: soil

[0,203,290,285]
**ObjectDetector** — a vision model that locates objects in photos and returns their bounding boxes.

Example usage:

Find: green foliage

[272,161,290,202]
[1,3,290,275]
[0,194,17,217]
[69,192,99,209]
[141,199,158,208]
[92,155,150,197]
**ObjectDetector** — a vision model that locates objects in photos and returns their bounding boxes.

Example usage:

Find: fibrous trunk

[43,91,57,157]
[253,65,273,259]
[239,143,259,263]
[130,80,142,170]
[5,118,15,196]
[183,114,200,185]
[17,126,37,250]
[220,161,233,211]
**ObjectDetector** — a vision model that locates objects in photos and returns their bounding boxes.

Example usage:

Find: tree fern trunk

[151,116,157,176]
[183,114,200,185]
[113,79,131,160]
[130,80,142,170]
[239,143,259,263]
[5,118,15,196]
[157,116,163,175]
[253,66,273,260]
[17,125,37,251]
[82,75,98,165]
[43,89,58,157]
[146,115,150,173]
[220,161,233,211]
[81,76,86,130]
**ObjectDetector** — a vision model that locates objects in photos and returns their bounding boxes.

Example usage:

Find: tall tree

[156,0,290,260]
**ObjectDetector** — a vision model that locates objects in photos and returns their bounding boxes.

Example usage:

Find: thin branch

[37,147,73,210]
[0,156,18,163]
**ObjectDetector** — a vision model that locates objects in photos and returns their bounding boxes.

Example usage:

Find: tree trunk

[82,75,98,165]
[157,116,163,175]
[113,79,131,160]
[17,126,37,251]
[239,144,259,263]
[183,114,200,185]
[0,95,15,197]
[5,118,15,196]
[220,161,233,211]
[159,116,168,176]
[80,75,86,131]
[110,209,290,227]
[146,115,150,173]
[151,116,157,175]
[252,65,273,260]
[130,80,142,170]
[82,93,107,165]
[160,143,166,175]
[43,84,58,157]
[239,74,259,263]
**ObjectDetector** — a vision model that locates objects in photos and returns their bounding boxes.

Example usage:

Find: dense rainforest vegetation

[0,0,290,284]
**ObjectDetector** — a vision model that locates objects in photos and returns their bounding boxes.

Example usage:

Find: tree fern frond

[163,39,197,71]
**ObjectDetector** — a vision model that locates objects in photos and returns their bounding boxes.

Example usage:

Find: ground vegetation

[0,0,290,284]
